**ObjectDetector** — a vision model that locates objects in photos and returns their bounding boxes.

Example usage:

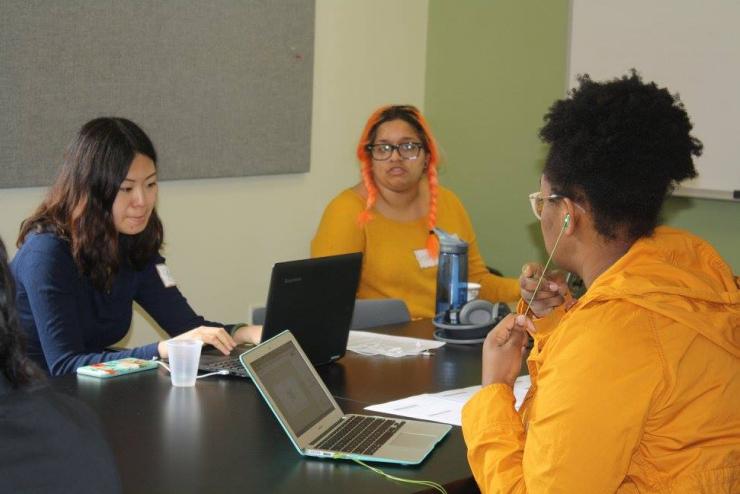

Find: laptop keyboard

[311,415,405,456]
[202,358,248,377]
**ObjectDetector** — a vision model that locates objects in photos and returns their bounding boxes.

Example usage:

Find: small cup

[166,340,203,387]
[466,282,481,301]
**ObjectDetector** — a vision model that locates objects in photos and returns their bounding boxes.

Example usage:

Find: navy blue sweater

[10,233,220,375]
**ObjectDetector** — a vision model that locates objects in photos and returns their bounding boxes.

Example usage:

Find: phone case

[76,358,158,378]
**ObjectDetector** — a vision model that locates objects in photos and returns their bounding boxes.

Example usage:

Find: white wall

[0,0,429,347]
[568,0,740,199]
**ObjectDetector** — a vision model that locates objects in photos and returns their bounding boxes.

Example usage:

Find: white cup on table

[166,340,203,387]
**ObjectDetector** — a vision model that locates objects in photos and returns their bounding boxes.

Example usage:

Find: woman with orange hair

[311,105,519,319]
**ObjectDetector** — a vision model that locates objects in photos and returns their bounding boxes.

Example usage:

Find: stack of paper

[347,330,445,357]
[365,375,532,426]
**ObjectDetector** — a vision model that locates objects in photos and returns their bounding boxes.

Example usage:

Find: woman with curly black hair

[463,72,739,492]
[0,236,121,492]
[11,118,259,376]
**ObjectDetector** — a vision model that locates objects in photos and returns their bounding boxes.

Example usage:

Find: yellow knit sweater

[311,187,520,319]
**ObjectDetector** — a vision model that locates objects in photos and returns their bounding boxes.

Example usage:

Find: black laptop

[199,253,362,376]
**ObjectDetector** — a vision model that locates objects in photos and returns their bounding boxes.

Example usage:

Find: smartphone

[76,358,158,378]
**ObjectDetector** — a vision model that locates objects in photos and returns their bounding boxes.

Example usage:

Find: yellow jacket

[311,187,520,319]
[462,226,740,493]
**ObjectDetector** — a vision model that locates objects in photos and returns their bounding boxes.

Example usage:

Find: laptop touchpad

[388,432,427,448]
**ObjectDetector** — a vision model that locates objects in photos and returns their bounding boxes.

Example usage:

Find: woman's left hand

[481,314,534,388]
[233,325,263,345]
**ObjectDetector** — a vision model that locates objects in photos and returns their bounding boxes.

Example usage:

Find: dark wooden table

[50,320,485,494]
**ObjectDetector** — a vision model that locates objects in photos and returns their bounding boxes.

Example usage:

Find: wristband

[228,323,248,336]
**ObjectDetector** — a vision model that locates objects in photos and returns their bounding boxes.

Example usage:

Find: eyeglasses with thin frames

[528,191,585,220]
[528,192,566,220]
[366,142,424,161]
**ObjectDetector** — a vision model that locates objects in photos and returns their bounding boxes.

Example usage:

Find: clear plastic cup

[166,340,203,387]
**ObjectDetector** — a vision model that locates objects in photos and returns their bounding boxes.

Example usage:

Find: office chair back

[251,298,410,330]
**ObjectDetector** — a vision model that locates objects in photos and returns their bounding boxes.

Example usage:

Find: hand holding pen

[519,263,570,318]
[481,314,535,387]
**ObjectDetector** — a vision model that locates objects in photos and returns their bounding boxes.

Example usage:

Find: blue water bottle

[433,228,468,324]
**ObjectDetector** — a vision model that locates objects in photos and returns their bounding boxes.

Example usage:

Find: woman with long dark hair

[11,117,258,376]
[1,239,40,387]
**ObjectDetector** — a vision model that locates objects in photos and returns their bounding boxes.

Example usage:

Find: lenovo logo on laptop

[260,253,363,366]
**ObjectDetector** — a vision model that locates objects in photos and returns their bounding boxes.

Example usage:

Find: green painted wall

[662,196,738,270]
[425,1,571,276]
[425,1,738,275]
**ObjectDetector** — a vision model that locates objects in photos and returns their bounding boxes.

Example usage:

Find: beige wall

[0,0,429,347]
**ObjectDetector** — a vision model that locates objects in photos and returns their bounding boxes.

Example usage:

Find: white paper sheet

[365,375,532,426]
[347,331,445,357]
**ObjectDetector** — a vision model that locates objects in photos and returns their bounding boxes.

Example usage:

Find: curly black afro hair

[539,70,702,241]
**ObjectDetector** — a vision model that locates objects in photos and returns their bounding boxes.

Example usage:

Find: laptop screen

[260,253,362,366]
[250,339,335,436]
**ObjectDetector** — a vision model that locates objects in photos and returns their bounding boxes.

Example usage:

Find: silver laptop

[239,330,451,465]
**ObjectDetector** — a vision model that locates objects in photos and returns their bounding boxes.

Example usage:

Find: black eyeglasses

[366,142,424,161]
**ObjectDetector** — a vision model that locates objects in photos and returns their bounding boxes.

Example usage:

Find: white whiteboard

[568,0,740,200]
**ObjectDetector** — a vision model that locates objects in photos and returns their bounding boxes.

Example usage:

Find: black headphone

[458,299,499,325]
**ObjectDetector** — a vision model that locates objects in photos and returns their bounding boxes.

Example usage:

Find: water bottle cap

[433,227,468,254]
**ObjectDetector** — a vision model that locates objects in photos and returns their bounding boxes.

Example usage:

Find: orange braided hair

[355,105,440,257]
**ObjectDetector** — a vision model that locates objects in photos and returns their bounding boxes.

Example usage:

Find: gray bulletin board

[0,1,315,188]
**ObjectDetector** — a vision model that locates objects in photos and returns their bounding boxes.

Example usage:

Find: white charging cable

[151,358,230,378]
[195,369,231,379]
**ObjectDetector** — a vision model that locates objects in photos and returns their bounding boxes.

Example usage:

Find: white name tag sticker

[414,248,438,269]
[155,264,177,288]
